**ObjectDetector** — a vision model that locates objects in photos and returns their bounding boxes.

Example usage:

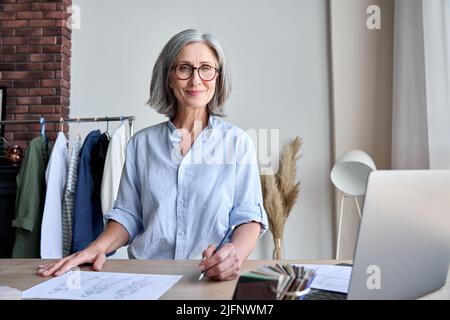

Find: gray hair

[147,29,231,119]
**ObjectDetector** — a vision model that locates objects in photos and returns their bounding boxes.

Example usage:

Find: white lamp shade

[330,150,376,196]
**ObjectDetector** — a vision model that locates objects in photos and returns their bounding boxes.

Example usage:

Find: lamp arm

[336,192,346,260]
[354,196,362,218]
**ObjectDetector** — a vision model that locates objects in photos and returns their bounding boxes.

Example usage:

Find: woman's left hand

[199,243,242,281]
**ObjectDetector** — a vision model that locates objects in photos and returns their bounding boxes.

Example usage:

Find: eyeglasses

[172,64,219,81]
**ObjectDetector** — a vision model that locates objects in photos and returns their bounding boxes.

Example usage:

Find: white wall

[330,0,394,258]
[70,0,334,259]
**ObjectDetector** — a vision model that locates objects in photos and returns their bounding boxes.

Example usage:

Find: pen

[198,225,236,280]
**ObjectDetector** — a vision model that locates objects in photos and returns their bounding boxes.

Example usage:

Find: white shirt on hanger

[101,122,132,215]
[40,132,69,259]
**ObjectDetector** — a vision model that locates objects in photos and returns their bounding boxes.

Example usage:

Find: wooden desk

[0,259,448,300]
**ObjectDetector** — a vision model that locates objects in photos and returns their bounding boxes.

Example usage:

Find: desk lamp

[331,150,376,259]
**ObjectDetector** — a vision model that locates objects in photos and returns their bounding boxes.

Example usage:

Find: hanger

[128,117,134,136]
[105,117,111,140]
[120,115,133,136]
[59,116,69,145]
[39,116,45,137]
[0,137,11,146]
[95,116,100,130]
[59,116,65,133]
[39,116,48,144]
[76,117,81,140]
[130,118,135,136]
[0,137,11,155]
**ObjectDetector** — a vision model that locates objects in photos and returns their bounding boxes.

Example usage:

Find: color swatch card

[236,264,317,300]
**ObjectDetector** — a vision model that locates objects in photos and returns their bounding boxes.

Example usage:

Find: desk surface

[0,259,449,300]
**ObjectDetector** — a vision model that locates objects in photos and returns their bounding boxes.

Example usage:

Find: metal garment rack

[0,116,135,140]
[0,116,135,126]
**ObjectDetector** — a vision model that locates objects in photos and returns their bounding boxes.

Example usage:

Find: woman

[38,29,268,281]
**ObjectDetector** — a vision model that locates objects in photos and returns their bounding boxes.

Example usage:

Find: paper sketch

[294,264,352,293]
[22,271,182,300]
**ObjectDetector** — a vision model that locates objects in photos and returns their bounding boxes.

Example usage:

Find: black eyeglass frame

[171,64,220,81]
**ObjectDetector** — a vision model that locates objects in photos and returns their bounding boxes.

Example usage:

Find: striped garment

[61,137,82,257]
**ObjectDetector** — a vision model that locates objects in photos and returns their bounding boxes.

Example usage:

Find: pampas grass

[261,137,302,259]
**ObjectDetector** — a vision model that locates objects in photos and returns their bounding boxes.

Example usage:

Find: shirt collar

[167,114,216,145]
[55,131,68,149]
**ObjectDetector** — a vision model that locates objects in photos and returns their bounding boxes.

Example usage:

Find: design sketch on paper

[312,274,349,291]
[48,272,97,295]
[294,264,352,293]
[81,275,132,298]
[114,278,155,299]
[23,271,183,300]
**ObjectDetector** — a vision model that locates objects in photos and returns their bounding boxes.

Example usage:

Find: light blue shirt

[105,115,268,259]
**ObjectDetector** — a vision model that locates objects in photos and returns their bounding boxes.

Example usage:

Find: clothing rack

[0,116,135,126]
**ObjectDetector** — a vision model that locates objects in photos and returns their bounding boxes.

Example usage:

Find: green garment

[12,136,52,258]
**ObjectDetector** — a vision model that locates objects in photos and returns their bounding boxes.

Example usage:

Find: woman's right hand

[37,245,107,277]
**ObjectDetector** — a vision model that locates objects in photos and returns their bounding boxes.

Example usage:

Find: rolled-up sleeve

[105,139,143,244]
[229,132,268,237]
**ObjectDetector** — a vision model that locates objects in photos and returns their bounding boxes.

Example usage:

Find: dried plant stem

[273,238,282,260]
[261,137,302,260]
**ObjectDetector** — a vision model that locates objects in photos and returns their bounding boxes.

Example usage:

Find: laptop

[305,170,450,300]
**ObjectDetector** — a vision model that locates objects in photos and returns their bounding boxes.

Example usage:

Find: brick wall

[0,0,72,149]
